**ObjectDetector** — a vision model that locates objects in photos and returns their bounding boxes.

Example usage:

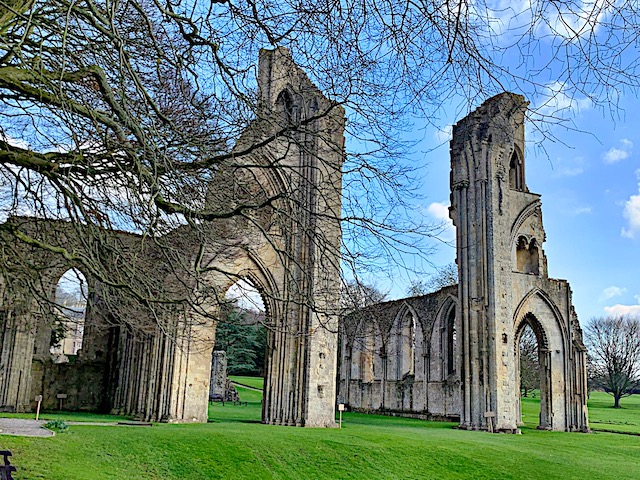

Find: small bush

[44,420,69,433]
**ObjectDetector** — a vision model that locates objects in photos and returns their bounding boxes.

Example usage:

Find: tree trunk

[613,394,621,408]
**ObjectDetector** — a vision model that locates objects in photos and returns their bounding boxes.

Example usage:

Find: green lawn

[587,392,640,434]
[0,411,133,423]
[521,391,640,434]
[230,375,265,390]
[0,388,638,479]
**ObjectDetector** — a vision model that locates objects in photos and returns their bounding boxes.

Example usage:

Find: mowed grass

[0,410,132,423]
[587,392,640,434]
[230,375,265,390]
[0,381,638,479]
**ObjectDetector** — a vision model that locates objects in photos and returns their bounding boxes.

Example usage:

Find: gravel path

[0,419,54,437]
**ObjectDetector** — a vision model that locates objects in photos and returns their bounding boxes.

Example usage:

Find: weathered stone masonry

[339,93,589,432]
[0,48,344,427]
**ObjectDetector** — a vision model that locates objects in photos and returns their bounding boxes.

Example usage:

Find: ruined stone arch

[337,312,382,409]
[0,48,344,427]
[513,289,569,430]
[428,295,458,382]
[216,256,280,319]
[390,303,418,380]
[513,288,568,348]
[509,200,540,234]
[48,267,90,357]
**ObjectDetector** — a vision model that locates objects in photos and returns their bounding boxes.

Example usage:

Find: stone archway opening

[516,314,551,430]
[209,278,268,413]
[50,268,88,360]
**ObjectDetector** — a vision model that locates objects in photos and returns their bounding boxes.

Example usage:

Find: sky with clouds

[356,1,637,322]
[388,89,640,322]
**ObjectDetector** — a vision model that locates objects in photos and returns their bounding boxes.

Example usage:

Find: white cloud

[621,169,640,239]
[600,285,626,301]
[433,125,452,145]
[603,139,633,164]
[557,167,584,177]
[604,291,640,316]
[426,201,455,241]
[554,156,586,177]
[572,207,592,215]
[604,304,640,317]
[537,81,592,117]
[427,202,450,222]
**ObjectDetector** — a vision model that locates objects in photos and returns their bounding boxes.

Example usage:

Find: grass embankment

[520,391,640,434]
[0,379,638,479]
[230,376,265,390]
[586,392,640,434]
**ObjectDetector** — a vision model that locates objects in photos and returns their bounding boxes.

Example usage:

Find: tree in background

[214,301,267,376]
[407,263,458,296]
[341,280,388,314]
[585,315,640,408]
[519,325,540,397]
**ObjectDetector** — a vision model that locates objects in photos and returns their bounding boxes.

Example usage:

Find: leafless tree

[1,1,640,334]
[341,280,388,314]
[584,315,640,408]
[407,263,458,296]
[519,325,540,398]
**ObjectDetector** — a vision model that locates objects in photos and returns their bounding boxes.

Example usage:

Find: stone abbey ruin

[0,49,589,432]
[338,93,589,432]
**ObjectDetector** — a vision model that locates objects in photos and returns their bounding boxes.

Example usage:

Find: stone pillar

[450,93,528,432]
[0,295,37,413]
[209,351,227,399]
[256,47,344,428]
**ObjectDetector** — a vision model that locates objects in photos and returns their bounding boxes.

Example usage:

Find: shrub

[43,420,69,433]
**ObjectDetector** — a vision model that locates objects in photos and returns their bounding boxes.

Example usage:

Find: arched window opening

[396,310,415,379]
[509,149,524,191]
[516,236,540,275]
[446,306,457,375]
[275,89,299,126]
[51,268,87,357]
[359,320,376,383]
[218,279,267,377]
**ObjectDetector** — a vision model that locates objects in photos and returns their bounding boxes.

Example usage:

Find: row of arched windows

[349,303,457,383]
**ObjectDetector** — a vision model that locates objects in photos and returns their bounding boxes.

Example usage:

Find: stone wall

[338,286,461,420]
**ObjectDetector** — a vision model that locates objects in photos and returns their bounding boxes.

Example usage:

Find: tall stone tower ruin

[449,93,589,432]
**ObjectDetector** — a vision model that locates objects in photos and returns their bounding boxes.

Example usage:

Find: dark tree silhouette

[585,316,640,408]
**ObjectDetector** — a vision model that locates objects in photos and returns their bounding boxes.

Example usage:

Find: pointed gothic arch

[509,145,525,191]
[391,303,418,380]
[513,290,570,430]
[428,295,458,382]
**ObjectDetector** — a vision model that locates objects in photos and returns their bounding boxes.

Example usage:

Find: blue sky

[387,92,640,322]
